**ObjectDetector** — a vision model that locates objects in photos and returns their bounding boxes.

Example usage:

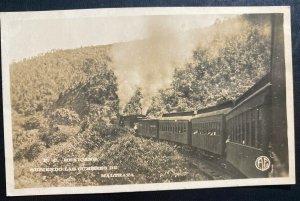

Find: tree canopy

[123,87,143,115]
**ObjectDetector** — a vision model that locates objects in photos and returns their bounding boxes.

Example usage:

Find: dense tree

[147,14,272,115]
[123,87,143,115]
[55,64,120,128]
[10,46,111,115]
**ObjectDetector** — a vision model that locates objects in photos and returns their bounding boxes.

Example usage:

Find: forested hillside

[146,15,272,117]
[10,45,112,115]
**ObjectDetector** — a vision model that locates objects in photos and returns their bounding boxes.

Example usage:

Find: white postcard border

[1,6,295,196]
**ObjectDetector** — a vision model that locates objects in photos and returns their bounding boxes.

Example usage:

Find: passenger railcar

[158,116,192,145]
[191,101,233,155]
[137,119,159,138]
[225,74,272,178]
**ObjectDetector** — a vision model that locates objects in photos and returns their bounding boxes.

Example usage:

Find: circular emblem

[255,156,271,171]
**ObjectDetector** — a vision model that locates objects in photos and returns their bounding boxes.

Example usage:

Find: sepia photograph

[1,6,295,196]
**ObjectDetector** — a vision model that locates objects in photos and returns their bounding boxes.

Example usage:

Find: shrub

[50,108,80,126]
[23,117,40,130]
[14,130,46,161]
[79,124,128,151]
[40,130,69,147]
[85,134,191,185]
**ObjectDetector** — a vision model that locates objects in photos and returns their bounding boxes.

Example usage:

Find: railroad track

[179,146,246,180]
[138,136,246,180]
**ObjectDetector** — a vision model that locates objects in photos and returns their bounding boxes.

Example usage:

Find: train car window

[214,122,217,136]
[257,108,263,149]
[206,122,208,135]
[206,122,210,135]
[246,111,251,146]
[251,109,257,147]
[180,123,183,133]
[232,118,235,142]
[241,114,244,144]
[173,123,175,134]
[207,122,210,136]
[236,116,239,143]
[229,119,233,141]
[243,114,246,145]
[180,123,182,133]
[198,123,201,135]
[207,122,209,135]
[238,115,242,144]
[233,117,236,142]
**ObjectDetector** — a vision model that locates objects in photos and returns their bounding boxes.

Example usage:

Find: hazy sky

[5,14,233,111]
[7,15,223,63]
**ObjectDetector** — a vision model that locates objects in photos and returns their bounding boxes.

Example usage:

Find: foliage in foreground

[14,132,204,188]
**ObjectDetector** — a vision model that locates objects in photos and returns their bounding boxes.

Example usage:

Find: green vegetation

[11,14,272,188]
[123,87,143,115]
[146,15,272,117]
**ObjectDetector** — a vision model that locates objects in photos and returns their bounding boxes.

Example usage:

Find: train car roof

[120,114,146,118]
[139,118,158,121]
[234,73,271,106]
[193,107,232,119]
[196,100,234,114]
[162,111,195,117]
[158,115,193,121]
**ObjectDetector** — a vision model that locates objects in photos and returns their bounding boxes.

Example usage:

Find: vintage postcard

[1,6,295,196]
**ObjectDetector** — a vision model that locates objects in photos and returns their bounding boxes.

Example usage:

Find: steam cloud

[110,16,219,113]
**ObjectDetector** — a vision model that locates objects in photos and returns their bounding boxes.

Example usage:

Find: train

[120,15,288,178]
[135,73,282,178]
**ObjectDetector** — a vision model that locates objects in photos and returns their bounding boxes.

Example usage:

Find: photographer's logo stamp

[255,156,271,171]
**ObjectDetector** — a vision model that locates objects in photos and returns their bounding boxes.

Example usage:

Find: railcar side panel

[191,115,226,155]
[158,120,190,144]
[226,87,272,178]
[138,120,159,138]
[226,142,267,178]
